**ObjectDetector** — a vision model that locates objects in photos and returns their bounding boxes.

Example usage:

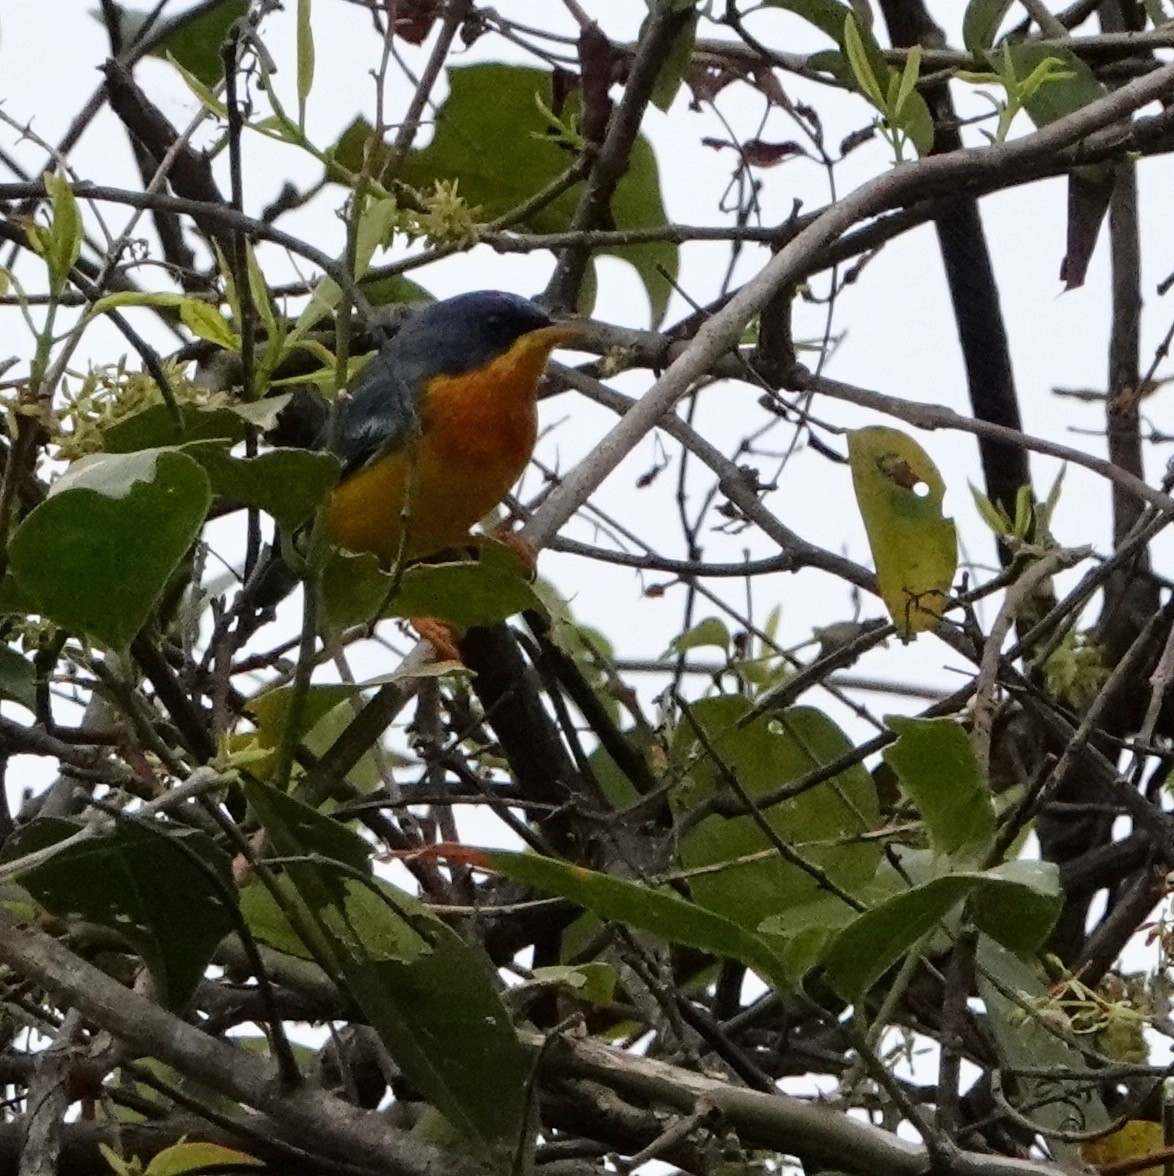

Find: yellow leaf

[1082,1120,1165,1174]
[848,426,957,636]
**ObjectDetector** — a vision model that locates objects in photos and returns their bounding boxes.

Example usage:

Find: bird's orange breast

[327,327,568,563]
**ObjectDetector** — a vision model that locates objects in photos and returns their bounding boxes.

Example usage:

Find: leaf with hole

[848,427,957,636]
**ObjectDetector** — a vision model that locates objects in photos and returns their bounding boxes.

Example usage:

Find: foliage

[0,4,1169,1176]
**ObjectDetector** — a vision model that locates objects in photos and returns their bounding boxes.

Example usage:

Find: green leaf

[341,902,529,1159]
[240,879,321,960]
[0,645,36,711]
[244,781,529,1158]
[242,867,432,967]
[5,818,235,1009]
[842,15,885,106]
[296,0,314,126]
[0,577,32,620]
[179,298,239,351]
[101,395,294,455]
[1005,44,1105,128]
[969,482,1011,536]
[525,963,618,1007]
[230,393,294,431]
[969,860,1062,953]
[893,45,921,121]
[10,450,211,649]
[244,242,279,346]
[962,0,1014,55]
[822,864,1061,1002]
[772,9,929,154]
[588,741,643,811]
[144,1141,262,1176]
[358,271,432,307]
[650,10,699,111]
[478,847,793,991]
[896,95,934,157]
[319,548,389,633]
[41,171,83,297]
[88,291,189,315]
[669,616,731,656]
[392,64,677,324]
[320,876,436,965]
[99,1144,133,1176]
[1040,465,1066,530]
[103,404,245,453]
[671,698,881,934]
[322,539,542,631]
[182,444,338,530]
[763,0,854,43]
[148,0,248,86]
[287,195,400,346]
[822,873,975,1001]
[239,679,398,792]
[848,426,957,636]
[243,776,371,873]
[996,44,1109,287]
[889,46,934,156]
[882,716,995,864]
[977,937,1110,1140]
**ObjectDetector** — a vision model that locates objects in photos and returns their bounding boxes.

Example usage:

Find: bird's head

[400,290,579,377]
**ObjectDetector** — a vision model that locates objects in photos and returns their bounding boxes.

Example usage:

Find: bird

[326,290,577,566]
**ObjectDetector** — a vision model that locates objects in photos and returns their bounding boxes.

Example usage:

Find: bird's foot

[489,525,539,579]
[411,616,463,663]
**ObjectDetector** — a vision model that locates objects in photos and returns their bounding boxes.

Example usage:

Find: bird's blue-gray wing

[332,347,427,481]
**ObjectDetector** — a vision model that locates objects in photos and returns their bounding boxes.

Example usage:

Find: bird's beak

[526,323,583,351]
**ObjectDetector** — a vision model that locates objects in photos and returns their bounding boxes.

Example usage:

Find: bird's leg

[410,616,462,663]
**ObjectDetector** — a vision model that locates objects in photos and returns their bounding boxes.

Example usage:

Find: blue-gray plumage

[333,291,554,480]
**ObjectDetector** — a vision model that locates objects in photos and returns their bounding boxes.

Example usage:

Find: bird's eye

[486,313,504,329]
